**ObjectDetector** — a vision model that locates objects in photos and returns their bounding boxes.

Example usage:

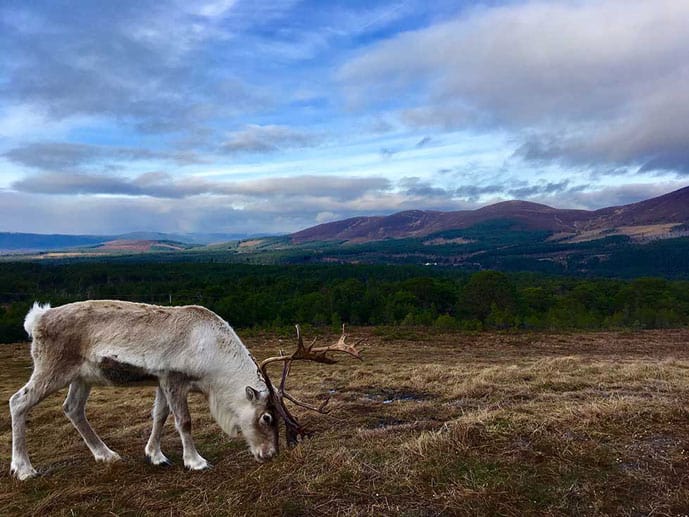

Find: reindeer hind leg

[145,386,173,465]
[10,364,76,480]
[63,379,121,463]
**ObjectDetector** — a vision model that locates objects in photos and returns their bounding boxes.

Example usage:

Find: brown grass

[2,329,689,516]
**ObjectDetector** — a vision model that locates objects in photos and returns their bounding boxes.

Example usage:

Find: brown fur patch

[98,357,157,385]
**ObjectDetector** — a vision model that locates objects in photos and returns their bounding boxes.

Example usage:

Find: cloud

[339,0,689,173]
[515,82,689,174]
[454,184,505,201]
[400,177,451,198]
[0,0,273,137]
[0,190,292,235]
[453,179,584,204]
[2,142,167,171]
[11,171,392,202]
[506,180,575,200]
[415,136,431,148]
[380,147,397,158]
[221,124,319,154]
[0,177,451,235]
[4,170,475,233]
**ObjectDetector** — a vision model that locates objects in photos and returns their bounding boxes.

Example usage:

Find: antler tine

[308,324,364,361]
[283,391,331,414]
[295,323,303,348]
[259,324,366,447]
[278,356,291,393]
[259,354,292,370]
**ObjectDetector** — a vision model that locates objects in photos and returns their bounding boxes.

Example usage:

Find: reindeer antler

[259,324,363,446]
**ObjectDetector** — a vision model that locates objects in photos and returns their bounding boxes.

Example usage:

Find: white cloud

[339,0,689,173]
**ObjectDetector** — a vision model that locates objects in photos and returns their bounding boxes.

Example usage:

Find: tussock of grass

[2,329,689,515]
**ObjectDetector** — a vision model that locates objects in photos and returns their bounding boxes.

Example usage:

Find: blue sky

[1,0,688,235]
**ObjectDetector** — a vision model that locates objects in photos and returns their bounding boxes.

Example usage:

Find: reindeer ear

[245,386,260,402]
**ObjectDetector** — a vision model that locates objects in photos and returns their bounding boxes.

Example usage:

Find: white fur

[9,300,277,480]
[23,302,50,338]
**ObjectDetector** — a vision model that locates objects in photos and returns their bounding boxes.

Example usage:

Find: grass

[2,328,689,515]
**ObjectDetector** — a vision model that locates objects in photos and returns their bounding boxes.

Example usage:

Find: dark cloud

[454,184,504,201]
[220,125,319,154]
[3,142,167,171]
[380,136,432,158]
[12,171,392,202]
[380,147,397,158]
[12,172,149,197]
[400,177,451,198]
[415,136,431,148]
[515,85,689,175]
[455,180,586,204]
[507,180,574,199]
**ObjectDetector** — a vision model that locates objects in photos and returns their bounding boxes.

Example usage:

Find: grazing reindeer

[10,300,361,480]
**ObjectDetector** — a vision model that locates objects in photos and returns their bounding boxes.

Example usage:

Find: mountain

[0,233,105,252]
[90,239,193,252]
[0,231,261,252]
[291,186,689,243]
[3,186,689,278]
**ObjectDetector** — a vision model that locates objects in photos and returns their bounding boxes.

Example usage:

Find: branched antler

[259,324,363,446]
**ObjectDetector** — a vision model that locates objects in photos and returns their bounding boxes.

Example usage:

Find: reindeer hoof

[11,464,38,481]
[95,449,121,463]
[184,457,211,470]
[145,452,173,466]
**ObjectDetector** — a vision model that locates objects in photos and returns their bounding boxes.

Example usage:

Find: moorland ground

[1,328,689,516]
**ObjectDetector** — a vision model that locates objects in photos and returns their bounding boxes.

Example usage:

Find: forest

[1,261,688,343]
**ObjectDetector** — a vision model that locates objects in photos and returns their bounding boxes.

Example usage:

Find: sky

[1,0,688,236]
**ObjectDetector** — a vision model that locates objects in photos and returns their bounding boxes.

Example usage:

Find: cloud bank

[340,0,689,173]
[12,172,390,201]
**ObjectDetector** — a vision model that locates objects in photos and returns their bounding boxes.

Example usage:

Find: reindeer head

[258,324,363,448]
[233,384,279,462]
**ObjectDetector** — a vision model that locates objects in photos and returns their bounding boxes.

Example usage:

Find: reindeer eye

[261,414,273,425]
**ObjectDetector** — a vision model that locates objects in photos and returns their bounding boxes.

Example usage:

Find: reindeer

[9,300,361,480]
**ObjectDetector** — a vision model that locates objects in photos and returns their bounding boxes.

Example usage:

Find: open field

[2,328,689,515]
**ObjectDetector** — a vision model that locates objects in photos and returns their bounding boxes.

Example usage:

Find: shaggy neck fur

[205,324,267,437]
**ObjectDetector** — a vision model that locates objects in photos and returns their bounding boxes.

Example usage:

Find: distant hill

[291,186,689,243]
[115,232,257,245]
[0,231,261,252]
[91,239,193,252]
[0,233,105,252]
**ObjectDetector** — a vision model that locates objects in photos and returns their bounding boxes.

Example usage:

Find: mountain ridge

[291,186,689,243]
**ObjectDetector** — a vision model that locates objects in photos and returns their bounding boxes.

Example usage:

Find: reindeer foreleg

[160,374,210,470]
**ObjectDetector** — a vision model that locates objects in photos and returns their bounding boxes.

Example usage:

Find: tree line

[1,262,688,343]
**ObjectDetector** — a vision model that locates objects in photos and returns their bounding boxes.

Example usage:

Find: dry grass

[2,329,689,516]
